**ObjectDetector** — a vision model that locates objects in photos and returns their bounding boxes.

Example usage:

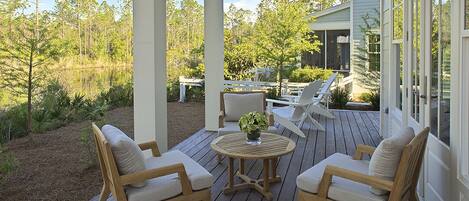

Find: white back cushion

[101,125,146,187]
[369,127,415,195]
[223,93,264,122]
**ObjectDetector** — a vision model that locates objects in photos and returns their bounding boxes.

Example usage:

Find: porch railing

[178,76,352,102]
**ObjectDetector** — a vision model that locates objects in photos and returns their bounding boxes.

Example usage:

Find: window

[430,0,451,146]
[466,0,469,29]
[367,34,381,71]
[392,0,404,110]
[327,30,350,71]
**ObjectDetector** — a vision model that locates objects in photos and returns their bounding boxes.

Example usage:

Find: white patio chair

[281,73,337,119]
[310,72,337,119]
[267,80,324,138]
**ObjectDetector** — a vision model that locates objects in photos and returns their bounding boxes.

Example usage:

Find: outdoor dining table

[210,132,296,201]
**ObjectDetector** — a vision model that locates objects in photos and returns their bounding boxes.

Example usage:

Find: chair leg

[307,113,325,131]
[99,183,110,201]
[310,104,335,119]
[217,154,223,163]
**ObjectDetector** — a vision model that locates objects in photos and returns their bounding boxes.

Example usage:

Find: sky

[32,0,261,13]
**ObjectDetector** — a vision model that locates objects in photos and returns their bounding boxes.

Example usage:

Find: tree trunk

[27,44,34,142]
[277,62,284,96]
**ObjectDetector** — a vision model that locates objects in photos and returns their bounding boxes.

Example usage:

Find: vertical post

[179,76,186,103]
[324,30,328,69]
[204,0,224,131]
[133,0,168,153]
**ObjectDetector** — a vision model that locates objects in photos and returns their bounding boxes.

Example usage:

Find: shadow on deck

[92,110,381,201]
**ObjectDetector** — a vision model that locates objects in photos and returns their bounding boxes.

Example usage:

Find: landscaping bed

[0,102,205,201]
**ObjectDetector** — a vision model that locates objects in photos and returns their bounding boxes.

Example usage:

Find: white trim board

[310,21,350,30]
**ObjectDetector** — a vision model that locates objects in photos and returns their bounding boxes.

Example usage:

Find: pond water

[54,66,133,99]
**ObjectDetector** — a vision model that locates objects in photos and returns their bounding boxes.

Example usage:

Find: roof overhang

[310,21,350,30]
[311,2,351,18]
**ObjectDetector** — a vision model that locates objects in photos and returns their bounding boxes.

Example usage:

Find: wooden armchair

[92,123,212,201]
[297,127,430,201]
[218,91,275,134]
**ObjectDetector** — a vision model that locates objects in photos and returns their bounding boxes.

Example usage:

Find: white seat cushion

[369,127,415,195]
[218,121,277,136]
[296,153,388,201]
[126,150,213,201]
[101,125,146,187]
[223,93,265,121]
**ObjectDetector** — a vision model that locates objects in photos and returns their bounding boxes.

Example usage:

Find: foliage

[0,80,131,140]
[167,80,180,102]
[353,10,381,93]
[224,5,257,80]
[239,112,268,137]
[254,0,321,95]
[360,92,380,111]
[0,13,63,136]
[96,83,133,109]
[330,87,350,109]
[79,119,105,168]
[266,88,280,100]
[289,67,333,82]
[0,143,18,182]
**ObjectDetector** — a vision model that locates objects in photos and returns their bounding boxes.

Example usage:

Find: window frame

[366,32,381,71]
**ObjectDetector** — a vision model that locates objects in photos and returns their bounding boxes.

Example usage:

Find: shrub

[289,67,333,82]
[266,88,280,99]
[360,92,380,111]
[167,80,180,102]
[330,87,350,109]
[96,83,133,109]
[0,104,28,139]
[0,144,18,181]
[186,86,205,102]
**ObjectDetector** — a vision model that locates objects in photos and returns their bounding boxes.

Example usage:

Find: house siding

[350,0,380,98]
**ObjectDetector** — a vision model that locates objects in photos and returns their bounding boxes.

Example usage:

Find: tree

[0,14,61,137]
[254,0,320,94]
[224,5,257,80]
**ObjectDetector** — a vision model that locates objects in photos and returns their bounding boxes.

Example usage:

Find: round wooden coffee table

[211,132,296,200]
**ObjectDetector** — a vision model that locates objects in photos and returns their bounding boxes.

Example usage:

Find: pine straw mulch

[0,102,205,201]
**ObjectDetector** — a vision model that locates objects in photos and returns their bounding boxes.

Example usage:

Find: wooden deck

[92,110,381,201]
[171,110,381,201]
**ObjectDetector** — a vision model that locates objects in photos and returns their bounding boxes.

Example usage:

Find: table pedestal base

[223,158,280,201]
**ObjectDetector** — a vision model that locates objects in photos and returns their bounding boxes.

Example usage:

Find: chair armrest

[120,163,193,196]
[267,99,312,106]
[219,111,224,128]
[139,141,161,157]
[353,144,376,160]
[317,165,393,198]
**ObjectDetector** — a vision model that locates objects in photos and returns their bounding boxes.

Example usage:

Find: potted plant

[239,112,268,145]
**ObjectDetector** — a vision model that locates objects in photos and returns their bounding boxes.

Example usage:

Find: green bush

[330,87,350,109]
[167,80,180,102]
[289,67,333,82]
[266,88,280,99]
[96,83,133,109]
[0,80,113,140]
[0,104,28,139]
[360,92,380,111]
[0,144,18,180]
[186,86,205,102]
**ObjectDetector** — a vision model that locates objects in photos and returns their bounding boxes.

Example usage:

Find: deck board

[90,110,381,201]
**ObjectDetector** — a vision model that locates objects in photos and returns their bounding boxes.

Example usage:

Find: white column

[204,0,224,131]
[133,0,168,153]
